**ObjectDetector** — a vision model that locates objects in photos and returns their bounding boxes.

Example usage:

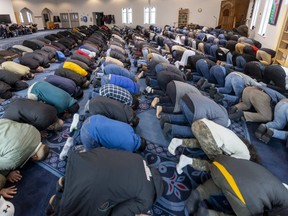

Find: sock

[59,137,74,160]
[283,183,288,190]
[70,113,80,132]
[176,155,193,174]
[168,138,183,155]
[84,100,90,113]
[156,106,162,119]
[145,86,153,94]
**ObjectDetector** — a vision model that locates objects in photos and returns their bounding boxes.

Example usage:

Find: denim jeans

[80,118,100,150]
[235,56,246,72]
[218,74,245,104]
[210,65,226,87]
[196,59,211,80]
[266,101,288,140]
[142,48,149,61]
[169,100,195,138]
[155,63,165,74]
[104,65,135,81]
[100,75,110,86]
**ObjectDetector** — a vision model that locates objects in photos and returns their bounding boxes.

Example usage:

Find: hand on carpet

[0,186,17,199]
[7,170,22,183]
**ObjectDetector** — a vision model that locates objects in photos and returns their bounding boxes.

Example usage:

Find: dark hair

[131,95,140,110]
[238,135,260,164]
[67,103,80,114]
[130,116,140,127]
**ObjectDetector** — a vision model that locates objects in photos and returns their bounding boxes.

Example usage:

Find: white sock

[70,113,80,132]
[176,155,193,174]
[168,138,183,155]
[84,100,90,113]
[145,86,152,93]
[59,137,74,160]
[283,183,288,190]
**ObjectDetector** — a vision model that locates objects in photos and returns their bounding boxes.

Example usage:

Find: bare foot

[151,97,159,108]
[156,106,162,119]
[40,130,49,138]
[7,170,22,183]
[137,71,144,79]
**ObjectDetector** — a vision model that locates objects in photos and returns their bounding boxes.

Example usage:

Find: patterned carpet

[0,81,247,216]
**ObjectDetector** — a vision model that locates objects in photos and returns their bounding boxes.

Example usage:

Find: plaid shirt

[99,84,133,106]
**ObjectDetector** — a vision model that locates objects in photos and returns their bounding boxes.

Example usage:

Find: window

[150,7,156,24]
[258,0,273,37]
[122,8,132,24]
[19,12,24,23]
[26,11,33,23]
[250,0,261,29]
[144,7,156,24]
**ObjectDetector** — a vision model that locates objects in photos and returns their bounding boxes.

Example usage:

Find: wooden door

[218,1,235,30]
[60,13,70,28]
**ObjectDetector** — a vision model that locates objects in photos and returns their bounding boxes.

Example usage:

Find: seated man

[2,98,64,131]
[47,148,164,216]
[186,155,288,216]
[0,119,49,199]
[27,81,79,115]
[80,115,146,153]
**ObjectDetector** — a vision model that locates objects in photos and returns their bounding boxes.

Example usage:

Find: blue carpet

[246,122,288,184]
[1,42,287,215]
[136,109,170,147]
[5,161,58,216]
[0,30,61,50]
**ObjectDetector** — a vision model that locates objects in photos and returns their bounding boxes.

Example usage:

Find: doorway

[92,12,104,26]
[218,0,250,30]
[60,13,70,28]
[42,8,53,29]
[69,13,80,28]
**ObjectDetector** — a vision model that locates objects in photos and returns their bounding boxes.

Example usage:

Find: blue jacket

[101,74,139,94]
[87,115,141,152]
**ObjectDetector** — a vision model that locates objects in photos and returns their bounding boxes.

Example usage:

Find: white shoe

[70,113,79,132]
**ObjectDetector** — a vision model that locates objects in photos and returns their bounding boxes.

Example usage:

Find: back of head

[34,143,50,161]
[238,135,260,163]
[132,95,140,110]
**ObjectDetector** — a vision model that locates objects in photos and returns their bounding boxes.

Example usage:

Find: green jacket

[0,119,41,174]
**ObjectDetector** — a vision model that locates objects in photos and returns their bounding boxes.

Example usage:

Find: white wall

[1,0,16,23]
[12,0,57,29]
[12,0,222,29]
[247,0,288,49]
